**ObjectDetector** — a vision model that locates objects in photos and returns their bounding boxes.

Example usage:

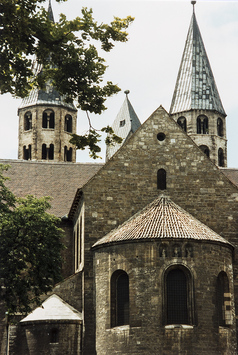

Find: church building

[1,2,238,354]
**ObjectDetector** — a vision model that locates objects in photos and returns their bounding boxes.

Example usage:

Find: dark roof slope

[220,168,238,187]
[1,160,103,217]
[93,194,231,248]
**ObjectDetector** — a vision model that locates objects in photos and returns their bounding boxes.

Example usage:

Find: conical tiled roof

[20,294,82,323]
[170,9,225,116]
[106,92,141,161]
[93,195,230,247]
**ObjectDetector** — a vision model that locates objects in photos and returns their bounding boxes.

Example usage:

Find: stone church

[1,2,238,354]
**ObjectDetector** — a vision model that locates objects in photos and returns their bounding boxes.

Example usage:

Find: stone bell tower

[17,0,77,163]
[170,2,227,167]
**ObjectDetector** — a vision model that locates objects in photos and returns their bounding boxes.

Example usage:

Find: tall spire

[170,5,225,116]
[106,91,141,161]
[48,0,54,23]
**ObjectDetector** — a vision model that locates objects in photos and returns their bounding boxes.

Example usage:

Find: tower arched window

[111,270,129,327]
[49,144,54,160]
[24,112,32,131]
[42,110,55,129]
[165,266,193,325]
[42,144,47,160]
[218,148,224,167]
[217,118,223,137]
[199,145,210,158]
[64,146,72,162]
[23,145,32,160]
[157,169,166,190]
[65,115,72,133]
[177,116,187,132]
[197,115,208,134]
[216,272,232,326]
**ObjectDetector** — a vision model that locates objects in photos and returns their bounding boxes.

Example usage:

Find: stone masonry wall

[78,106,238,354]
[94,240,236,355]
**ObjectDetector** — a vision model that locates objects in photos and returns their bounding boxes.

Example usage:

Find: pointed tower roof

[106,91,141,160]
[20,294,82,323]
[18,0,76,112]
[93,195,231,248]
[48,0,54,23]
[170,4,226,116]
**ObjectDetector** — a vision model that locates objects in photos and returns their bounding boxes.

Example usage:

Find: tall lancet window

[218,148,224,167]
[217,118,223,137]
[157,169,166,190]
[111,270,129,327]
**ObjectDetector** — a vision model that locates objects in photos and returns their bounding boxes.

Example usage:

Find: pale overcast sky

[1,0,238,166]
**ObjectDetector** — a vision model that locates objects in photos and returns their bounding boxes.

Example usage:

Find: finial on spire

[191,1,196,13]
[124,90,130,98]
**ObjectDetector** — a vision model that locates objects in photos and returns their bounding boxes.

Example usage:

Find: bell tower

[170,1,227,167]
[17,0,77,163]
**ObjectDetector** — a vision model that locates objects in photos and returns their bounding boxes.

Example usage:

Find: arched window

[49,144,54,160]
[157,169,166,190]
[23,145,31,160]
[42,110,55,129]
[218,148,224,167]
[177,117,187,132]
[65,115,72,132]
[197,115,208,134]
[199,145,210,158]
[217,118,223,137]
[111,270,129,327]
[64,146,72,162]
[165,267,193,325]
[50,328,59,343]
[216,272,232,326]
[24,112,32,131]
[42,144,47,160]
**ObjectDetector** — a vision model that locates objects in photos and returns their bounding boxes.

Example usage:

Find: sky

[1,0,238,167]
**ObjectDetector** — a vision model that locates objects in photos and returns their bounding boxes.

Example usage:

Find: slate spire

[48,0,54,23]
[106,91,141,161]
[170,5,225,116]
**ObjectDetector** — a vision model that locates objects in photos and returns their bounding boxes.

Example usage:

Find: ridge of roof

[170,11,225,116]
[93,194,231,248]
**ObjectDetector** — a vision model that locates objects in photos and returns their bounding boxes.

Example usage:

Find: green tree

[0,0,133,157]
[0,165,64,315]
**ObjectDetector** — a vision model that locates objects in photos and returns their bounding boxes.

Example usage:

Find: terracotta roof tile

[93,194,230,247]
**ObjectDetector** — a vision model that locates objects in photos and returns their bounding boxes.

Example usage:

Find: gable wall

[80,106,238,353]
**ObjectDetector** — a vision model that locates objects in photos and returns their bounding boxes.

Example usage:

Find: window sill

[165,324,194,329]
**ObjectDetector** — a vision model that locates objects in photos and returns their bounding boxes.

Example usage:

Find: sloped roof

[106,93,141,161]
[1,159,103,217]
[93,194,231,248]
[220,168,238,187]
[20,294,82,323]
[170,9,225,116]
[18,86,77,112]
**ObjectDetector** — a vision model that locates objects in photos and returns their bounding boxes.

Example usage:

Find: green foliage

[0,0,134,114]
[0,165,64,315]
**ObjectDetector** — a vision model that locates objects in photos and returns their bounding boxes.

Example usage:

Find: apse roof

[93,195,231,248]
[170,8,225,116]
[20,294,82,323]
[106,92,141,160]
